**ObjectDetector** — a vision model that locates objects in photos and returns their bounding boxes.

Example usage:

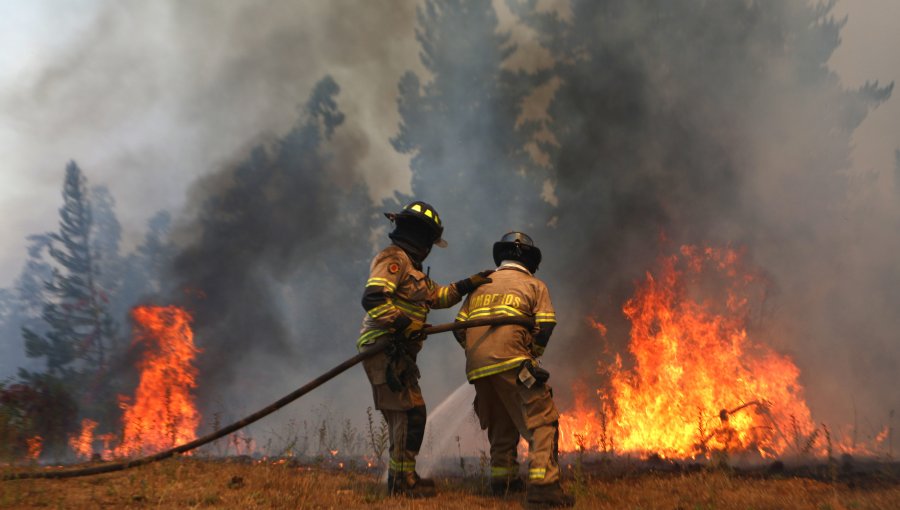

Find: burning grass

[1,456,899,509]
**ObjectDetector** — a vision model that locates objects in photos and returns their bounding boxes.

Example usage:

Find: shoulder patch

[388,263,400,274]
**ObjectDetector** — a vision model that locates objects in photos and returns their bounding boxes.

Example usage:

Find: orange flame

[560,245,815,458]
[25,435,43,461]
[115,305,200,457]
[69,418,98,460]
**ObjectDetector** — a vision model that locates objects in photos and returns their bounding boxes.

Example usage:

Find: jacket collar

[497,260,532,276]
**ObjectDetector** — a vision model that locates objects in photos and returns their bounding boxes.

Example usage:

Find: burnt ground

[2,454,899,509]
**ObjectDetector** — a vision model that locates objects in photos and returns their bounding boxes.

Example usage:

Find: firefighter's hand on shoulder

[454,270,494,295]
[531,342,546,358]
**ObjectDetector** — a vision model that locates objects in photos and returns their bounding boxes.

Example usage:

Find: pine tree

[22,162,119,382]
[0,235,54,378]
[392,0,545,254]
[90,186,123,303]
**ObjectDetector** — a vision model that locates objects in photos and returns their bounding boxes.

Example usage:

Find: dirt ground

[2,458,900,509]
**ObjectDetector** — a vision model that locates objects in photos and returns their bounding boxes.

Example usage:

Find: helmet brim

[434,237,448,248]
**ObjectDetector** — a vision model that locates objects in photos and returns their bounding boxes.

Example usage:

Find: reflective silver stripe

[466,356,530,381]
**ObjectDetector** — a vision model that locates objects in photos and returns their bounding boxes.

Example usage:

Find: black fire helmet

[384,201,447,248]
[493,231,542,273]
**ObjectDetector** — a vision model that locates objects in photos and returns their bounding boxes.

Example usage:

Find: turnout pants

[473,367,560,486]
[361,347,427,477]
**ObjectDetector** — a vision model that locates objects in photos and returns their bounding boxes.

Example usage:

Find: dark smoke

[5,0,896,456]
[161,0,899,446]
[507,0,897,431]
[168,77,378,420]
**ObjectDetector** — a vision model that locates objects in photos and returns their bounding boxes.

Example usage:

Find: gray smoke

[506,0,899,440]
[2,0,899,458]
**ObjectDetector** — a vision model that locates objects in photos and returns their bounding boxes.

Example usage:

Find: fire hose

[2,316,533,481]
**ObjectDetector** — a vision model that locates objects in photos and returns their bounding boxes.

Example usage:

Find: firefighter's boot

[525,482,575,508]
[413,472,435,487]
[387,471,437,498]
[490,476,526,497]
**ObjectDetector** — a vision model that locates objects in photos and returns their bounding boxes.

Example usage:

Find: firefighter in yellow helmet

[358,201,492,498]
[453,232,574,508]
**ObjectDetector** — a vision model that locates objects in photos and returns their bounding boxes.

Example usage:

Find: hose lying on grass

[3,316,533,481]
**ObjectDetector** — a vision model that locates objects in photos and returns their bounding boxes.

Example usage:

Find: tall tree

[22,162,119,385]
[115,211,173,320]
[0,235,54,379]
[392,0,546,259]
[89,186,124,306]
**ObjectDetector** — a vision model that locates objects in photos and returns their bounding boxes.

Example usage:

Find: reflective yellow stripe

[456,310,469,321]
[528,467,547,480]
[389,459,416,473]
[366,301,395,319]
[491,466,518,478]
[393,298,428,321]
[466,305,526,319]
[366,277,396,292]
[356,329,389,350]
[535,318,557,324]
[466,356,530,381]
[535,312,556,324]
[436,287,451,307]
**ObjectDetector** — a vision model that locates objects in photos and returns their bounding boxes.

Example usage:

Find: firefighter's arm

[532,322,556,357]
[361,253,410,333]
[531,282,557,357]
[451,299,471,349]
[427,270,494,309]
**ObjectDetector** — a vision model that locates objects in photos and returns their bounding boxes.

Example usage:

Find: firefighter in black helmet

[357,201,492,498]
[454,232,574,508]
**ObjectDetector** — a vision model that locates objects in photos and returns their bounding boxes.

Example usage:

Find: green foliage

[24,162,120,379]
[15,162,125,452]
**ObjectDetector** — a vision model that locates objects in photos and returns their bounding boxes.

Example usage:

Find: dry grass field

[2,457,900,509]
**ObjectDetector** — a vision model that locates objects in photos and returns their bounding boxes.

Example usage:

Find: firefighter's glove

[454,270,494,295]
[390,315,424,339]
[393,315,426,342]
[531,343,546,358]
[389,315,426,356]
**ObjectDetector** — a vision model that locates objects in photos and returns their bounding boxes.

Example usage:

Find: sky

[0,0,897,289]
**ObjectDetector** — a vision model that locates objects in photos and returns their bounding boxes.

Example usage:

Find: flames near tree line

[30,245,889,464]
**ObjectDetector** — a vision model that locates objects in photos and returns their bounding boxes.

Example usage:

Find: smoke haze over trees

[1,0,899,459]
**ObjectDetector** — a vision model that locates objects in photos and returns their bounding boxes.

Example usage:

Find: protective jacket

[357,244,464,350]
[453,262,557,381]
